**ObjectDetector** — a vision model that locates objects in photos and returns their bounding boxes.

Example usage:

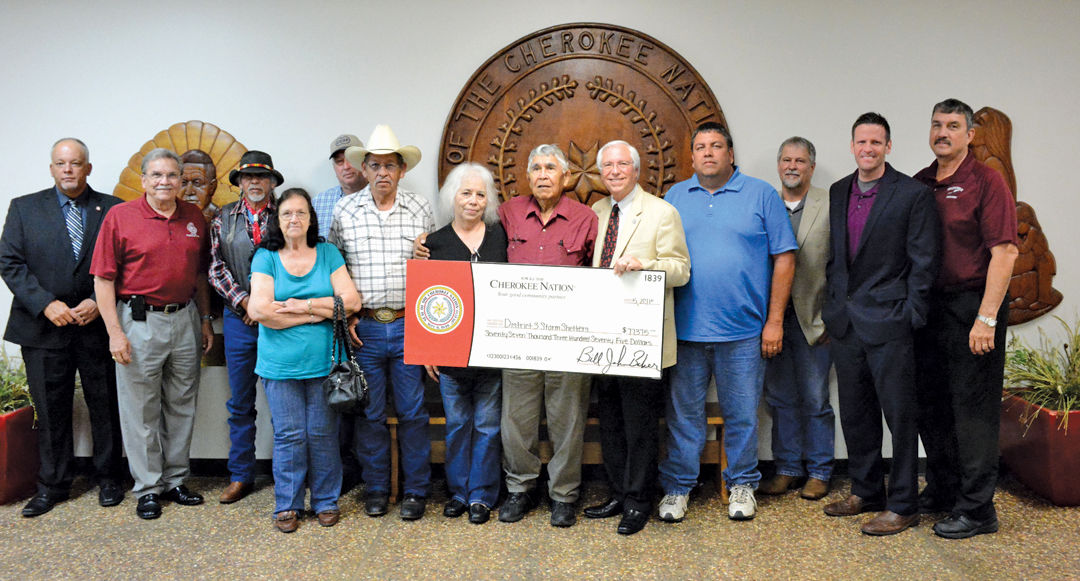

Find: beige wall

[3,0,1077,459]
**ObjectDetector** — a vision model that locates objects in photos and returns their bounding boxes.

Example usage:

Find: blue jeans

[440,371,502,508]
[764,314,835,481]
[660,337,765,493]
[223,308,259,483]
[263,377,341,514]
[352,317,431,496]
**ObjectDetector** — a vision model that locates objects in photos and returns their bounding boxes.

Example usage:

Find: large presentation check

[404,260,666,379]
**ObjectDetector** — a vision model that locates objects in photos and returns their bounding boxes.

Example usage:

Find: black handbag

[321,295,369,413]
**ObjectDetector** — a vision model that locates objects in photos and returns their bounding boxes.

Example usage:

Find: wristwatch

[202,314,216,321]
[976,314,997,327]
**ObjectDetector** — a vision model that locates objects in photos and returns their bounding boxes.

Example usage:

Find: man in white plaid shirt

[328,125,434,521]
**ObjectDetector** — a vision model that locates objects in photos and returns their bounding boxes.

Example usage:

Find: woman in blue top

[247,188,360,533]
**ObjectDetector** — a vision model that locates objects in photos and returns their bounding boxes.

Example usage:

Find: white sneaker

[658,493,688,522]
[728,484,757,520]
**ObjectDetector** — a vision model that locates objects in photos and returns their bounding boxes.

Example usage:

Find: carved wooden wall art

[971,107,1062,325]
[440,23,725,204]
[113,120,247,215]
[112,120,248,365]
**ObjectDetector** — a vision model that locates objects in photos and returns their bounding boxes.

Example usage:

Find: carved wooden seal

[439,23,725,204]
[971,107,1062,325]
[113,120,247,210]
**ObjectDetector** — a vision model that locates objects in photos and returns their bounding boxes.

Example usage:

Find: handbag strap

[329,295,344,365]
[329,295,359,365]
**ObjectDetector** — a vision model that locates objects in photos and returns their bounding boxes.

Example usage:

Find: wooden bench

[386,401,728,504]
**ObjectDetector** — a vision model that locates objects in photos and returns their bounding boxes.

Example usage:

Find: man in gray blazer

[759,137,835,501]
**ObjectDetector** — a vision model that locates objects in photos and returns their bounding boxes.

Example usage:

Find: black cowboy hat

[228,150,284,186]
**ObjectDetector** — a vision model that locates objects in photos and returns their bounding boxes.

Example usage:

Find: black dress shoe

[136,494,162,519]
[162,485,204,506]
[584,498,623,519]
[617,507,649,535]
[498,492,537,523]
[21,492,67,517]
[468,503,491,524]
[400,493,427,520]
[933,513,1000,539]
[550,500,576,527]
[443,498,468,518]
[99,481,124,507]
[364,492,389,517]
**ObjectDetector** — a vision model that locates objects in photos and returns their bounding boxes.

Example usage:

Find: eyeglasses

[600,161,634,171]
[280,210,309,221]
[147,172,181,182]
[366,161,400,172]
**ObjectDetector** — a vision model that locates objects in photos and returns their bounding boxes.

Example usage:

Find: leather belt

[359,307,405,323]
[119,296,186,314]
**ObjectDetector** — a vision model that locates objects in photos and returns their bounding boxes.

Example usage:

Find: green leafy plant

[1004,316,1080,432]
[0,349,32,414]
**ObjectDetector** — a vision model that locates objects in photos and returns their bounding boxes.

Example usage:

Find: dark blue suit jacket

[0,186,122,349]
[822,163,941,345]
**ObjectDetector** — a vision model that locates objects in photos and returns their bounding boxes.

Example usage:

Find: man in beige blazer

[582,140,690,535]
[759,137,835,501]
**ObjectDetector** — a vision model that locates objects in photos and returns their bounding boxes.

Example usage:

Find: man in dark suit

[0,138,125,517]
[821,113,941,536]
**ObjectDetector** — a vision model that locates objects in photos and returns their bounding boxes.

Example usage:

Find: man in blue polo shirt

[658,122,797,522]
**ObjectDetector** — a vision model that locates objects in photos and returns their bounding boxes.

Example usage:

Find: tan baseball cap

[329,134,363,159]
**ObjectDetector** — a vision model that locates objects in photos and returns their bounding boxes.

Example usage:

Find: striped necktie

[65,199,83,258]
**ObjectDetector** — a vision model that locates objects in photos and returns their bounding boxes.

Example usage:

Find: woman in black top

[424,163,507,524]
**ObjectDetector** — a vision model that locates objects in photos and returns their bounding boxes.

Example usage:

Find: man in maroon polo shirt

[91,148,214,520]
[496,144,598,527]
[913,99,1018,539]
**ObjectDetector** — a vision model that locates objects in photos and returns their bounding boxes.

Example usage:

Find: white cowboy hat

[344,125,421,172]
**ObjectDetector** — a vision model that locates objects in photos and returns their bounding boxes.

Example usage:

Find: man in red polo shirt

[495,144,598,527]
[913,99,1018,539]
[91,148,214,520]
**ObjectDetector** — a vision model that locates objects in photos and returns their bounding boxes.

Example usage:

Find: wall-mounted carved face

[180,149,218,221]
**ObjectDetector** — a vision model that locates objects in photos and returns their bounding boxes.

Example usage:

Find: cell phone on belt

[130,295,147,321]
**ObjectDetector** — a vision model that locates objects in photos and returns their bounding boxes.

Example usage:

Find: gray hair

[437,163,501,227]
[776,136,816,165]
[932,98,975,130]
[51,137,89,161]
[527,144,569,172]
[598,140,640,171]
[140,148,183,174]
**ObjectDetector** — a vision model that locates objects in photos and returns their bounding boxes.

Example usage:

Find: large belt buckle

[163,303,182,314]
[372,307,397,323]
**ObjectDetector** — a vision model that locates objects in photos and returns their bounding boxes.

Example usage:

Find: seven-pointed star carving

[565,141,606,205]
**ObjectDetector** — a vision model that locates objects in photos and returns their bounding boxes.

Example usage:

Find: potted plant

[1001,316,1080,506]
[0,349,38,505]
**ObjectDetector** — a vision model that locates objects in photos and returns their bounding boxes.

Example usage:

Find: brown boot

[219,481,253,504]
[823,494,885,516]
[274,510,300,533]
[861,510,919,536]
[800,478,830,500]
[758,474,799,495]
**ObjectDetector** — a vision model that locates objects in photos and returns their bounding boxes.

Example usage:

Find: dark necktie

[65,199,83,258]
[599,204,620,268]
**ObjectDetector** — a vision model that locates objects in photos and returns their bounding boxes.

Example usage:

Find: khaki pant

[500,369,591,503]
[115,301,201,496]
